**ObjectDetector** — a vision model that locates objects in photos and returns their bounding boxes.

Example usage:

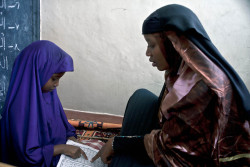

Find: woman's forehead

[144,33,162,42]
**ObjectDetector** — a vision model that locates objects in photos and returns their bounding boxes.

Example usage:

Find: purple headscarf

[1,40,76,166]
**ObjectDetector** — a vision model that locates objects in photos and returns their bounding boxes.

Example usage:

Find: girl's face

[144,33,169,71]
[42,72,65,93]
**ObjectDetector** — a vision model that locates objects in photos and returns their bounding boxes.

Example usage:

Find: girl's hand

[63,144,88,160]
[68,136,78,142]
[67,136,84,145]
[91,137,114,164]
[54,144,88,160]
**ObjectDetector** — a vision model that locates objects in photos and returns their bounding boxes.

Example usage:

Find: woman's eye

[148,45,155,49]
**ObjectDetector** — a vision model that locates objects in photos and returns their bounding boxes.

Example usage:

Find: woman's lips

[150,59,156,67]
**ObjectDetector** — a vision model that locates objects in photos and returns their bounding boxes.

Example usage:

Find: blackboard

[0,0,40,115]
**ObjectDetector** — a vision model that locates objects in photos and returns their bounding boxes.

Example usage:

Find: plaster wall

[41,0,250,115]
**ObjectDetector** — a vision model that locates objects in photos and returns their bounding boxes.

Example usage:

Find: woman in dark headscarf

[0,40,87,166]
[91,4,250,166]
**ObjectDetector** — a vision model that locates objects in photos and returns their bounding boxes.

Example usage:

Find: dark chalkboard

[0,0,40,115]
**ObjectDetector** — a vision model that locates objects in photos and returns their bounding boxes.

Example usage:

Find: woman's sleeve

[112,136,145,153]
[144,80,216,166]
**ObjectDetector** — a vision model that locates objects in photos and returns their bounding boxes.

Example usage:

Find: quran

[57,140,107,167]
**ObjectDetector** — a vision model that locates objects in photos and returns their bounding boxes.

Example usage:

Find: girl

[0,40,87,166]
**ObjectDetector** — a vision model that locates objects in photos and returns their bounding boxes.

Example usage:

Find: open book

[57,140,108,167]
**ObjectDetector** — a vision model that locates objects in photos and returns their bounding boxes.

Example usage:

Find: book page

[57,140,107,167]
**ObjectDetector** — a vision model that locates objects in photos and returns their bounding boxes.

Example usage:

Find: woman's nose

[146,48,151,57]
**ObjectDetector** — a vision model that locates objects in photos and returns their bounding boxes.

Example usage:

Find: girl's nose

[54,81,59,87]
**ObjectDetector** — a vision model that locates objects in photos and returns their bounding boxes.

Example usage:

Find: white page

[57,140,108,167]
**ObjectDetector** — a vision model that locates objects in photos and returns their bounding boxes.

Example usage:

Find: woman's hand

[54,144,88,160]
[91,137,114,164]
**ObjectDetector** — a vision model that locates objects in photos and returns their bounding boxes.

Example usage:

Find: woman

[0,40,87,166]
[91,4,250,167]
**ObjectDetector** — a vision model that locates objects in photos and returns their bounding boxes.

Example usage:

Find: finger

[72,154,79,159]
[106,159,112,164]
[101,155,110,164]
[102,157,112,164]
[81,150,88,160]
[90,151,101,162]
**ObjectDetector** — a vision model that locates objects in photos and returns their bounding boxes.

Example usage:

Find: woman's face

[144,33,169,71]
[42,72,65,93]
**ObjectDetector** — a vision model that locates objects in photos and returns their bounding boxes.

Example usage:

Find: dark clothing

[110,89,159,167]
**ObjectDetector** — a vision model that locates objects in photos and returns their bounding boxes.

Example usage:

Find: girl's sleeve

[60,109,76,138]
[144,80,216,166]
[66,121,77,139]
[10,112,54,166]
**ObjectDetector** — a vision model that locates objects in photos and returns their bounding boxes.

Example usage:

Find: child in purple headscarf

[0,40,87,166]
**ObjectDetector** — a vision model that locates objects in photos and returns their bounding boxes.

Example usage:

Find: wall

[41,0,250,116]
